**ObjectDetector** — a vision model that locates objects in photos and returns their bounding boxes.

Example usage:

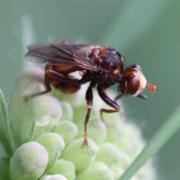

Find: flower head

[0,67,156,180]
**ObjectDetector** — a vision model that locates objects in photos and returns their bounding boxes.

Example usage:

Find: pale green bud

[73,105,86,123]
[47,159,75,180]
[31,95,62,138]
[77,119,107,143]
[106,118,130,150]
[77,161,114,180]
[53,120,78,145]
[10,141,48,180]
[96,143,130,168]
[72,84,87,106]
[87,120,107,143]
[10,67,46,145]
[36,133,65,167]
[61,101,74,121]
[41,174,68,180]
[62,138,99,172]
[96,143,132,179]
[107,120,145,158]
[32,95,62,126]
[52,88,73,102]
[10,67,62,144]
[110,166,124,179]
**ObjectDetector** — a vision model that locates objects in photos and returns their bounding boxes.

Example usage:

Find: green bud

[96,143,130,168]
[10,141,48,180]
[77,161,114,180]
[110,166,124,179]
[10,67,62,144]
[32,95,62,126]
[62,138,99,172]
[10,67,46,145]
[72,85,87,107]
[73,105,86,123]
[31,95,62,138]
[106,118,126,146]
[52,88,73,102]
[136,161,157,180]
[47,159,75,180]
[53,120,78,145]
[77,119,107,143]
[36,133,65,167]
[61,101,74,121]
[41,174,68,180]
[107,120,145,158]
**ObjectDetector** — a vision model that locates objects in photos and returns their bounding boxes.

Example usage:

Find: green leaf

[119,105,180,180]
[0,158,10,180]
[0,89,16,154]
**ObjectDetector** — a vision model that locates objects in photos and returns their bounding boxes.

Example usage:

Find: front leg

[97,85,120,122]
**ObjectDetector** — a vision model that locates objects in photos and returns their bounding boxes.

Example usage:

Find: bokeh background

[0,0,180,179]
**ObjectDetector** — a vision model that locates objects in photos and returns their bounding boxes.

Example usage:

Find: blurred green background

[0,0,180,179]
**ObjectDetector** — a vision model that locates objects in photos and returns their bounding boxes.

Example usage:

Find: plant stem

[119,105,180,180]
[0,90,16,153]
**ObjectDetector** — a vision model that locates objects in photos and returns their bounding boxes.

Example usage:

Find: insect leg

[25,68,81,102]
[97,85,120,123]
[100,109,119,125]
[83,82,94,146]
[24,75,51,102]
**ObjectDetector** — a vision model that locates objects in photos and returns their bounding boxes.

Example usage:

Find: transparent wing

[25,43,98,71]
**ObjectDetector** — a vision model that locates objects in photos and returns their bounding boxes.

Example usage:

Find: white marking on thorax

[69,71,84,80]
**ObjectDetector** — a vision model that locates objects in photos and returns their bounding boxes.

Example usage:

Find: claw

[82,136,89,146]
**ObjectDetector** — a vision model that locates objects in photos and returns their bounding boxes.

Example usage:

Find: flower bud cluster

[0,67,156,180]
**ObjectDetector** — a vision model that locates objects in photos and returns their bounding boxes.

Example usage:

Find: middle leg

[83,82,94,146]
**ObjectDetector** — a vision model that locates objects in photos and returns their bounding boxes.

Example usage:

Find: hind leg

[24,73,51,101]
[24,68,80,101]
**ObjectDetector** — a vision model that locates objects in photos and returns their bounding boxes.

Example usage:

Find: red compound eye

[126,77,140,95]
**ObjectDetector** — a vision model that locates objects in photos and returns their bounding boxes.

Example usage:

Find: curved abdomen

[45,64,81,93]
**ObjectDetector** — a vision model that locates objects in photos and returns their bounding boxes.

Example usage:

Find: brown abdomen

[45,64,80,93]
